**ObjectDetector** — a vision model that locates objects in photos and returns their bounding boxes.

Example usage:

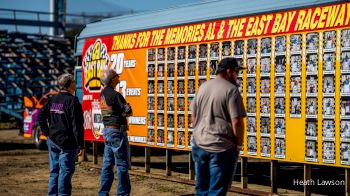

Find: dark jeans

[192,145,238,196]
[99,128,131,196]
[47,138,77,196]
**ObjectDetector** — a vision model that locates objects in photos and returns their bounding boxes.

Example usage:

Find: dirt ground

[0,149,198,196]
[0,130,246,196]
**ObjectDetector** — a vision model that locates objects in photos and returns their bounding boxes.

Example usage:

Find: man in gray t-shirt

[190,57,246,195]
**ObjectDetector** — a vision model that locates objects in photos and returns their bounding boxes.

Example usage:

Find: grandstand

[0,30,75,125]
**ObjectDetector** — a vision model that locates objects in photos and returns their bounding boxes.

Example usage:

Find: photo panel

[260,98,270,115]
[247,117,257,134]
[222,41,232,56]
[323,53,335,72]
[260,117,270,134]
[275,56,286,74]
[167,80,174,94]
[178,46,185,60]
[341,120,350,139]
[290,97,301,117]
[199,79,206,87]
[177,115,185,129]
[275,98,285,115]
[167,98,174,111]
[290,55,301,74]
[210,42,219,58]
[148,49,156,61]
[306,76,318,95]
[148,64,155,77]
[167,63,174,77]
[147,97,154,110]
[247,78,256,94]
[177,62,185,77]
[247,98,256,113]
[261,37,271,55]
[157,97,164,111]
[341,74,350,94]
[157,81,164,94]
[275,36,286,53]
[306,121,317,138]
[260,78,270,95]
[341,99,350,116]
[275,138,285,158]
[148,81,154,94]
[147,129,155,144]
[290,76,301,94]
[234,40,244,56]
[178,97,185,111]
[306,98,317,117]
[261,137,271,157]
[210,60,218,75]
[188,45,196,60]
[167,47,175,61]
[199,44,207,59]
[188,79,195,94]
[247,58,256,75]
[342,52,350,72]
[167,130,174,147]
[247,136,257,155]
[188,62,196,77]
[188,132,193,148]
[157,114,164,127]
[247,39,257,56]
[167,114,174,128]
[260,57,270,74]
[199,61,207,76]
[177,131,185,147]
[324,31,336,51]
[148,113,155,127]
[275,76,285,94]
[290,34,302,53]
[342,29,350,49]
[341,143,350,164]
[323,141,335,163]
[177,80,185,94]
[157,63,164,77]
[306,33,318,52]
[275,118,285,136]
[157,129,164,145]
[323,75,334,94]
[305,140,317,161]
[323,120,335,139]
[306,54,318,73]
[158,48,165,61]
[323,98,335,116]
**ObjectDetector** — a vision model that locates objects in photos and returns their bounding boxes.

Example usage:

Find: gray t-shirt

[190,78,246,152]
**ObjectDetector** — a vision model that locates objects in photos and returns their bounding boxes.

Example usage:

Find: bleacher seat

[0,31,75,121]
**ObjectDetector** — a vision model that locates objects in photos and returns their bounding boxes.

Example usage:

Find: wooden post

[189,151,195,180]
[78,141,88,162]
[241,157,248,189]
[145,147,151,173]
[346,168,350,196]
[271,160,278,194]
[304,164,311,196]
[166,149,172,176]
[93,141,98,165]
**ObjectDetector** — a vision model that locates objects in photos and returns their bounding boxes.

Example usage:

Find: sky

[0,0,204,34]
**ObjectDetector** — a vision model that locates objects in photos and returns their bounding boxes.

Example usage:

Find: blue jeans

[47,138,77,196]
[99,128,131,196]
[192,145,238,196]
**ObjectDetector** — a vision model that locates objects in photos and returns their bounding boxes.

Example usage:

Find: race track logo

[83,39,109,92]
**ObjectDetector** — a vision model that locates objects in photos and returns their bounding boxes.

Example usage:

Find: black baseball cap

[216,57,246,74]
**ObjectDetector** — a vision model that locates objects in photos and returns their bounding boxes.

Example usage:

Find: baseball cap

[100,69,119,86]
[216,57,245,74]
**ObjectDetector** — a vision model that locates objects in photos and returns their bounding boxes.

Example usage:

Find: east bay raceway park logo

[83,39,109,92]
